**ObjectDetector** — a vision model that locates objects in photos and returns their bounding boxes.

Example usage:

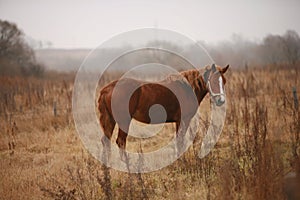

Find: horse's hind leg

[116,124,130,161]
[100,109,115,139]
[99,92,115,143]
[101,118,116,144]
[116,127,128,149]
[99,101,116,156]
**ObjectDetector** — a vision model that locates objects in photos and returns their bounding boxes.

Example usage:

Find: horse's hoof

[119,149,128,162]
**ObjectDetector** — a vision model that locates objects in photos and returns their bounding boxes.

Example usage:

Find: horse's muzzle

[213,95,225,106]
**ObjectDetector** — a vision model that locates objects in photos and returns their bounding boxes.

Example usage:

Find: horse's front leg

[175,119,190,157]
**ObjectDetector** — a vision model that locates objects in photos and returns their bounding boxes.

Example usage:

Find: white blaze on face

[218,76,225,102]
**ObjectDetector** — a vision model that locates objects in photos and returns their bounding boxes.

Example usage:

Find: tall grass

[0,66,299,199]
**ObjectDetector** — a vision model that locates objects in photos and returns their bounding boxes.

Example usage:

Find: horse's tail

[98,90,115,140]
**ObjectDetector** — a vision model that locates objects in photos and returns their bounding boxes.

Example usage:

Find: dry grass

[0,66,299,199]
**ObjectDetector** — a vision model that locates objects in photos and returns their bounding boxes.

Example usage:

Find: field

[0,66,299,199]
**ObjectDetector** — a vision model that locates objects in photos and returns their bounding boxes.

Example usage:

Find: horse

[98,64,229,153]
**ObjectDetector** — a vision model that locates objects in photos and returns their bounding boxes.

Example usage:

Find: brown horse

[98,64,229,152]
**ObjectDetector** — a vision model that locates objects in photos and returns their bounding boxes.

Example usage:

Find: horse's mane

[165,68,207,91]
[101,68,208,93]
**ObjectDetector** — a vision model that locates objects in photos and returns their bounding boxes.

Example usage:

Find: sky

[0,0,300,49]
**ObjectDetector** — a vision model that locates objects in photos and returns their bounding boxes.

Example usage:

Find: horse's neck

[167,70,208,104]
[195,86,208,105]
[188,74,208,105]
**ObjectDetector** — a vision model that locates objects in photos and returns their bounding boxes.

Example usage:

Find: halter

[188,71,225,98]
[206,74,225,98]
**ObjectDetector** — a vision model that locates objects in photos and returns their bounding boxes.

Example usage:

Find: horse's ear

[203,66,212,82]
[211,64,216,72]
[221,64,229,74]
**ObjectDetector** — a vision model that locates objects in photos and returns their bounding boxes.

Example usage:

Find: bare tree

[0,20,44,77]
[282,30,300,65]
[261,34,285,65]
[208,30,300,68]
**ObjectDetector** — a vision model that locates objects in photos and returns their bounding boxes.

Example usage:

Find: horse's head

[203,64,229,106]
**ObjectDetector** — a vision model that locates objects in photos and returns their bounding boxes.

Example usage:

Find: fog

[1,0,300,49]
[1,0,300,71]
[34,30,300,71]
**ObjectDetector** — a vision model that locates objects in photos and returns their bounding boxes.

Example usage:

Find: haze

[1,0,300,49]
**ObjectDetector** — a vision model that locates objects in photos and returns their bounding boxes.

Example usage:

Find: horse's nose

[215,95,225,106]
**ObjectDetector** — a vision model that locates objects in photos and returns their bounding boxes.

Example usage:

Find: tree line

[206,30,300,68]
[1,19,299,77]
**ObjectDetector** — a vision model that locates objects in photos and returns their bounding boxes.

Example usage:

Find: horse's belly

[128,82,196,124]
[132,104,179,124]
[133,115,175,124]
